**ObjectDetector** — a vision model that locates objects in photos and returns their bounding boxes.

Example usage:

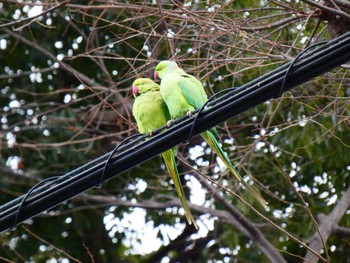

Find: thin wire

[2,152,114,212]
[97,115,195,187]
[185,87,238,143]
[11,133,147,229]
[279,41,329,97]
[97,133,144,188]
[11,176,62,230]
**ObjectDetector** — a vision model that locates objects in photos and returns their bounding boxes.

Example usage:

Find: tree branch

[180,152,329,261]
[0,27,130,110]
[195,177,287,262]
[80,193,235,223]
[175,156,288,263]
[304,185,350,263]
[332,0,350,9]
[302,0,350,21]
[145,224,198,263]
[332,225,350,237]
[239,16,302,32]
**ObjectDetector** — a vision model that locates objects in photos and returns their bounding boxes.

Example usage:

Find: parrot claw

[148,131,154,137]
[186,111,193,117]
[166,120,174,127]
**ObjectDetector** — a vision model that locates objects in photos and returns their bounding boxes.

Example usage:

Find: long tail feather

[201,130,268,208]
[161,148,198,229]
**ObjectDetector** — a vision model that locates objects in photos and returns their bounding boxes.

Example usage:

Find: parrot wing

[176,73,208,109]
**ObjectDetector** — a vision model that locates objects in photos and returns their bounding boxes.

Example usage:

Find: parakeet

[132,78,198,229]
[154,61,267,207]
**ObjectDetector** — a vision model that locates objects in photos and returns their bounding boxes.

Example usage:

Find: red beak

[132,86,138,95]
[154,71,158,80]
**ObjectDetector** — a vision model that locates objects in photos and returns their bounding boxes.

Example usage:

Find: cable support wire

[1,32,350,233]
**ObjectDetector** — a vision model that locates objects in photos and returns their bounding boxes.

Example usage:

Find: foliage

[1,0,350,262]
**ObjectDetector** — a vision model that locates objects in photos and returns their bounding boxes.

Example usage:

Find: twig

[179,158,287,263]
[22,226,82,262]
[181,158,327,262]
[301,0,350,21]
[304,185,350,263]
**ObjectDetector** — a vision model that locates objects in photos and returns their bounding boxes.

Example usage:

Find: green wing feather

[161,149,198,229]
[177,73,207,109]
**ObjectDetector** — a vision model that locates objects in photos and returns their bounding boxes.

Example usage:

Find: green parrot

[154,61,267,208]
[132,78,198,229]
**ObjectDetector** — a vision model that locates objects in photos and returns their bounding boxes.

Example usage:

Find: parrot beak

[132,86,139,96]
[154,71,158,80]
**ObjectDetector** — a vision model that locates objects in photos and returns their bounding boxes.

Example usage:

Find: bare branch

[332,225,350,237]
[239,16,303,32]
[304,185,350,263]
[80,193,233,222]
[177,159,288,263]
[302,0,350,21]
[22,226,82,263]
[332,0,350,9]
[0,27,129,105]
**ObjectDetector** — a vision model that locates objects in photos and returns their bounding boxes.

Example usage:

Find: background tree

[1,0,349,262]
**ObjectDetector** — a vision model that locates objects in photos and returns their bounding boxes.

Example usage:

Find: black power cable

[1,32,350,233]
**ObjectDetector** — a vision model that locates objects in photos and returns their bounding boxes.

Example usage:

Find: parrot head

[132,78,160,97]
[154,60,179,80]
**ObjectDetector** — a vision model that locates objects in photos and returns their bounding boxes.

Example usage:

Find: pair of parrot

[132,61,267,229]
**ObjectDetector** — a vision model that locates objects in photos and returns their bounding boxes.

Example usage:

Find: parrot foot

[186,111,193,117]
[148,131,154,137]
[166,120,174,127]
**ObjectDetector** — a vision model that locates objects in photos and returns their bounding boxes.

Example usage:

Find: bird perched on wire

[132,78,198,229]
[154,61,267,208]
